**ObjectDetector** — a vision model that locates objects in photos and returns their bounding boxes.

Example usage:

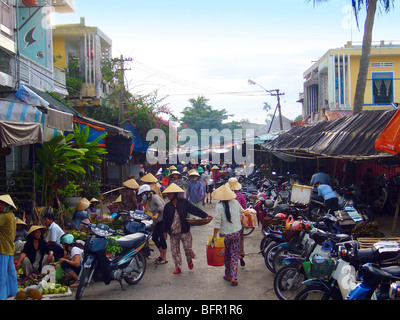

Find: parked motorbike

[294,240,400,300]
[273,226,351,300]
[75,218,153,300]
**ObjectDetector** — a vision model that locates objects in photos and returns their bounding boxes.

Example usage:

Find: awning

[0,120,43,147]
[75,115,132,140]
[0,97,60,142]
[263,110,397,161]
[375,108,400,155]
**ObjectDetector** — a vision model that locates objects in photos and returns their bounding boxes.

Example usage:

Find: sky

[53,0,400,124]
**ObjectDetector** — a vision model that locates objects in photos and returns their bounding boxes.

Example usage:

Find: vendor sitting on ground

[58,233,83,288]
[16,226,54,276]
[88,198,101,218]
[15,218,28,242]
[72,198,91,230]
[42,213,65,262]
[14,218,28,254]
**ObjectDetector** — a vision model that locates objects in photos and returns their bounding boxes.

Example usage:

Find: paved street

[56,201,277,301]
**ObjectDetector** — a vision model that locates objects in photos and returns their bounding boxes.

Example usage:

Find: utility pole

[116,55,132,125]
[275,89,285,132]
[248,80,285,133]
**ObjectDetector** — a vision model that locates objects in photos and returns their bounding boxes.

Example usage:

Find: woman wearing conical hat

[141,173,163,198]
[161,183,213,275]
[72,198,91,230]
[0,194,18,300]
[212,185,244,286]
[168,171,185,198]
[120,178,140,213]
[16,225,53,278]
[226,177,248,267]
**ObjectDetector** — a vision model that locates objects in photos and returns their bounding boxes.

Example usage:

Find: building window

[372,72,393,105]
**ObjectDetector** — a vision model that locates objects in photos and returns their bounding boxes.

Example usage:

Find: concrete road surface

[56,201,277,301]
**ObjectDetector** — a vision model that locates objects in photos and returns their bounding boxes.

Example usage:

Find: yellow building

[52,17,113,115]
[302,41,400,123]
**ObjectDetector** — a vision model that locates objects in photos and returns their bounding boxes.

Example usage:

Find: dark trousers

[325,198,339,214]
[152,222,167,250]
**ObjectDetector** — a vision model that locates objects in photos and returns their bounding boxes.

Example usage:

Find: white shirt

[70,246,83,264]
[47,221,65,245]
[214,200,244,235]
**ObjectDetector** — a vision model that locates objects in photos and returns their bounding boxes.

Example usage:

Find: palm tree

[308,0,394,114]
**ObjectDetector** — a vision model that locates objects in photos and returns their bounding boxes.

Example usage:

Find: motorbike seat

[118,233,147,249]
[331,234,351,243]
[381,266,400,279]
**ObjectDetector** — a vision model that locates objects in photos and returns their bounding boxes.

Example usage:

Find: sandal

[172,269,181,274]
[231,279,238,286]
[223,275,231,282]
[188,262,194,270]
[154,256,163,262]
[70,282,79,288]
[155,258,168,265]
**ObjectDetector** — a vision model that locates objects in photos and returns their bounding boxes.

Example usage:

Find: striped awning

[0,98,62,143]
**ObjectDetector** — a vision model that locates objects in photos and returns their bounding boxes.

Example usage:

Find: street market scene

[1,0,400,309]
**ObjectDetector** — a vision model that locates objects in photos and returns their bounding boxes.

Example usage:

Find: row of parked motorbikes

[234,171,400,300]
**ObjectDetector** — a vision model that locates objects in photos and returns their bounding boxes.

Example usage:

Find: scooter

[294,240,400,300]
[75,219,153,300]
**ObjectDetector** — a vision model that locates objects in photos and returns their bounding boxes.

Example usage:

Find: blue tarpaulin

[124,123,149,153]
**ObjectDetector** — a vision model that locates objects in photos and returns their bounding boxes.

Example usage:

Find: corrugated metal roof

[263,110,397,160]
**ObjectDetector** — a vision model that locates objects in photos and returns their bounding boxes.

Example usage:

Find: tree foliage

[179,96,240,135]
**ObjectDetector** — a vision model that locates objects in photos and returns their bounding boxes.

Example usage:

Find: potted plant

[57,181,83,210]
[81,179,101,201]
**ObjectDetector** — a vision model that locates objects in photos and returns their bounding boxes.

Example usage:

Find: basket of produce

[186,216,213,226]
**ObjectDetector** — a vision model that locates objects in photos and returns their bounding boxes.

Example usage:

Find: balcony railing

[0,0,13,38]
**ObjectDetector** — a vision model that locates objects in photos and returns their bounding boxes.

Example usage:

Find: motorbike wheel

[75,267,92,300]
[243,226,255,236]
[124,251,147,285]
[264,243,283,273]
[272,247,293,273]
[274,265,307,300]
[294,285,342,300]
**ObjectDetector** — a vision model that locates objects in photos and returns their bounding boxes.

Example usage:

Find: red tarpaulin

[375,108,400,155]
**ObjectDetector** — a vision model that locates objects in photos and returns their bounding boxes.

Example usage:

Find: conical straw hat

[90,198,100,203]
[212,184,237,201]
[169,165,177,170]
[170,170,181,176]
[16,218,27,226]
[140,173,158,183]
[188,171,200,177]
[114,195,122,203]
[76,198,90,211]
[27,225,46,237]
[123,178,140,189]
[211,165,220,170]
[162,183,185,194]
[0,194,16,210]
[226,177,242,191]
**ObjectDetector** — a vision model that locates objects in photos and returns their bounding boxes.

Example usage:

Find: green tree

[35,135,87,206]
[179,96,236,134]
[72,123,108,185]
[308,0,394,113]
